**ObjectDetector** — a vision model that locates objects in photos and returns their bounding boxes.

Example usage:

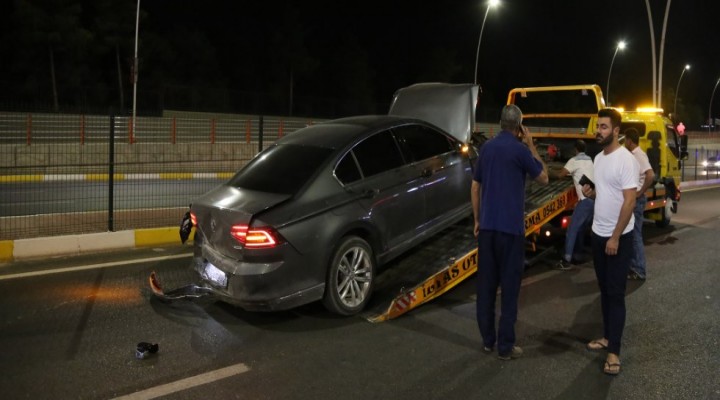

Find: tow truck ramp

[363,179,575,322]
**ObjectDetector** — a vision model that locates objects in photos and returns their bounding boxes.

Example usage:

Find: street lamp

[709,77,720,132]
[473,0,500,85]
[673,64,690,118]
[131,0,141,140]
[605,40,626,106]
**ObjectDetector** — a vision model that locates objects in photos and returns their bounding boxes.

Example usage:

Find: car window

[352,131,405,177]
[665,125,681,159]
[335,152,362,184]
[392,124,454,162]
[228,144,334,194]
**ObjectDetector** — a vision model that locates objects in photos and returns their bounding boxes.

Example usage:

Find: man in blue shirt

[471,104,548,360]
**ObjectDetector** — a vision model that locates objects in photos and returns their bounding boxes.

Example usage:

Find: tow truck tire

[323,236,375,316]
[655,198,673,228]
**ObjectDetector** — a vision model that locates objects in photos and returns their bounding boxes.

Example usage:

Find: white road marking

[111,363,250,400]
[0,253,192,281]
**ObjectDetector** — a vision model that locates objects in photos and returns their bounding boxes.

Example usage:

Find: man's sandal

[586,339,608,351]
[603,361,621,375]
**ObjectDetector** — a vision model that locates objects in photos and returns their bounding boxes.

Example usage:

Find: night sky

[63,1,720,124]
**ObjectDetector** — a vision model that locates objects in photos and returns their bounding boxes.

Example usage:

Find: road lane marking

[111,363,250,400]
[0,253,192,281]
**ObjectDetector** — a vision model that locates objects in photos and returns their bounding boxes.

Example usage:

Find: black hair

[624,127,640,145]
[575,139,586,153]
[598,108,622,129]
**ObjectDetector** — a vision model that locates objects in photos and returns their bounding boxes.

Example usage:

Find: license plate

[203,262,228,288]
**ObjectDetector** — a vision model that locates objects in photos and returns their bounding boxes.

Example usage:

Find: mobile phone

[579,174,595,189]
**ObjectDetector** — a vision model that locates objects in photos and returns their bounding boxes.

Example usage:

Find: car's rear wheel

[322,236,375,315]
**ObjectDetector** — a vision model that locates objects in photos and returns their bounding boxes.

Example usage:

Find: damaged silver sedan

[151,83,479,316]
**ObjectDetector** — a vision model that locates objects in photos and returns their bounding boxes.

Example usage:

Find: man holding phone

[471,104,548,360]
[552,140,595,270]
[581,108,638,376]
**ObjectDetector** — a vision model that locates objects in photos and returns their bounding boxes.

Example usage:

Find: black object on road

[136,342,159,359]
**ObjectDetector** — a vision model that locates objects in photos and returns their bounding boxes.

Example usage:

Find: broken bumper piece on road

[148,271,221,300]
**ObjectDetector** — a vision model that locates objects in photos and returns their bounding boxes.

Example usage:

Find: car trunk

[192,184,291,259]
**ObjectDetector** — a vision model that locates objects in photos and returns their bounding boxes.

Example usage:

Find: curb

[0,227,195,263]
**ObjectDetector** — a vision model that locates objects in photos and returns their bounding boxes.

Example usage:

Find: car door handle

[421,169,432,178]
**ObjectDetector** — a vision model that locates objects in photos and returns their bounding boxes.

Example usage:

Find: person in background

[471,104,548,360]
[623,127,654,280]
[553,139,595,270]
[676,121,686,136]
[582,108,638,376]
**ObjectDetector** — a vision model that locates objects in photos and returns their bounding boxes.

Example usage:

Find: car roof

[275,115,426,149]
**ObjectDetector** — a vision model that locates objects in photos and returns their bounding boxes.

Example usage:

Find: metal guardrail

[0,111,317,144]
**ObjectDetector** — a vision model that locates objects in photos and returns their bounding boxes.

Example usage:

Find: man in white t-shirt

[581,108,638,376]
[553,139,594,270]
[623,128,655,280]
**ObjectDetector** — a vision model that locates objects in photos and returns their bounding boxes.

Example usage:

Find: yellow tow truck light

[636,106,664,114]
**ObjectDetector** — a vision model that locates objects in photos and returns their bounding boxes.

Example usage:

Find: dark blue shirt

[473,130,544,235]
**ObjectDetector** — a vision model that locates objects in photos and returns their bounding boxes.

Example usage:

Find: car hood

[388,83,479,144]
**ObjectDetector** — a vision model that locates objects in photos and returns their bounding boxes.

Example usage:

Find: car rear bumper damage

[148,257,326,312]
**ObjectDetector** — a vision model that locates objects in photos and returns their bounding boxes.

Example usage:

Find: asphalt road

[0,179,222,217]
[0,187,718,400]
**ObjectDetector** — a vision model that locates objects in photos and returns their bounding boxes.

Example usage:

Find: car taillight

[190,212,197,226]
[230,224,278,248]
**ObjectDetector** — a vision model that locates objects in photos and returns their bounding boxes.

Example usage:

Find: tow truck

[150,84,687,323]
[363,84,688,322]
[511,84,688,238]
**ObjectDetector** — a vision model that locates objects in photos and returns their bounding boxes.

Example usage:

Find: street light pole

[709,77,720,132]
[605,41,626,106]
[131,0,141,139]
[673,64,690,118]
[657,0,672,108]
[473,0,499,85]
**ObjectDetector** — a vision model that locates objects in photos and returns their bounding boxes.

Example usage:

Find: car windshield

[228,144,334,194]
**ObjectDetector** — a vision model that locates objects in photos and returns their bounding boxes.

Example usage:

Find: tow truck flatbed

[363,178,575,322]
[361,218,477,322]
